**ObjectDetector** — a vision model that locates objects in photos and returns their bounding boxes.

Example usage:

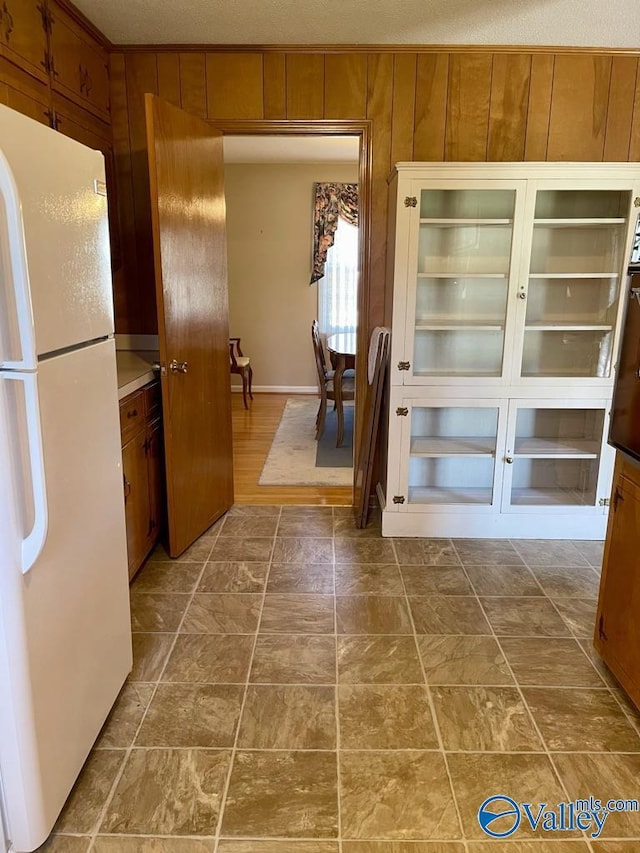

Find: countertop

[116,350,159,401]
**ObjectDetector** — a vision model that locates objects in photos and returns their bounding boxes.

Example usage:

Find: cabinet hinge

[598,497,610,507]
[392,495,405,505]
[634,197,640,208]
[404,196,418,208]
[397,361,410,371]
[598,614,608,641]
[2,1,14,40]
[396,407,408,416]
[37,3,52,33]
[40,50,51,74]
[612,487,624,512]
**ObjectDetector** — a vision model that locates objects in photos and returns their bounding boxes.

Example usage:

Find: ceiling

[223,135,360,164]
[73,0,640,48]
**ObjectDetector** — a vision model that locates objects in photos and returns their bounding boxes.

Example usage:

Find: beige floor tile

[335,564,405,595]
[467,843,590,852]
[198,561,269,593]
[340,750,461,840]
[181,593,262,633]
[552,598,598,638]
[500,637,605,687]
[95,682,154,748]
[130,592,190,632]
[35,837,92,852]
[152,538,214,562]
[251,635,336,684]
[530,565,600,598]
[339,685,438,749]
[447,752,570,839]
[334,538,396,563]
[278,517,335,537]
[209,537,275,562]
[94,840,216,852]
[336,595,413,634]
[101,748,230,835]
[553,752,640,837]
[400,566,473,596]
[272,537,334,563]
[512,539,588,567]
[338,636,424,684]
[281,505,334,518]
[410,596,491,635]
[464,564,542,597]
[221,751,338,837]
[454,539,524,567]
[431,685,542,751]
[343,845,465,853]
[522,687,640,751]
[221,516,279,537]
[393,539,459,566]
[218,844,338,853]
[132,561,204,593]
[136,683,244,747]
[261,594,335,634]
[592,843,640,852]
[611,687,640,735]
[578,639,619,687]
[55,750,125,833]
[268,563,335,593]
[130,633,175,682]
[228,504,281,516]
[334,515,382,538]
[571,539,605,568]
[237,685,336,749]
[480,597,571,637]
[162,634,254,683]
[417,635,513,685]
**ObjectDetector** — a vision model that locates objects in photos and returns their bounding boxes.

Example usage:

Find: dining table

[326,332,356,448]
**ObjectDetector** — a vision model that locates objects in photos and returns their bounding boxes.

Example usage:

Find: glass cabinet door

[410,187,519,379]
[521,190,631,379]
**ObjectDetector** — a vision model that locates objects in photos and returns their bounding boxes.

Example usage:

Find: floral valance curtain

[310,182,359,283]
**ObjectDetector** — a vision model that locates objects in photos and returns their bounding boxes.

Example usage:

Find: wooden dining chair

[229,337,253,409]
[312,320,354,443]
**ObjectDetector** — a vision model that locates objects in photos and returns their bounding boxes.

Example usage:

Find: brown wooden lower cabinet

[120,381,164,580]
[595,452,640,710]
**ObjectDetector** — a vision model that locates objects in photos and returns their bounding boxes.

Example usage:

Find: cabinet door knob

[518,291,527,300]
[505,456,514,464]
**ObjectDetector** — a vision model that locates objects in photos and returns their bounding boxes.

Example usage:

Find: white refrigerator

[0,105,132,851]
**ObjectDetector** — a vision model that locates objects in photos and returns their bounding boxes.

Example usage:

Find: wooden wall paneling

[366,53,393,328]
[524,53,554,160]
[324,54,367,119]
[488,53,531,161]
[547,54,612,160]
[445,53,493,161]
[157,53,182,107]
[286,53,324,118]
[604,56,639,161]
[179,52,207,117]
[0,57,51,125]
[631,74,640,162]
[206,53,264,118]
[110,52,139,331]
[390,54,417,166]
[413,53,449,161]
[263,52,285,119]
[125,52,159,333]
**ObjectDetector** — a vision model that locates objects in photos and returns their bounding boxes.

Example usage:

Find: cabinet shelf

[510,487,591,507]
[514,438,600,458]
[416,323,503,331]
[418,273,508,279]
[410,436,496,457]
[524,324,613,332]
[420,218,513,226]
[408,486,493,505]
[534,218,626,227]
[529,273,619,279]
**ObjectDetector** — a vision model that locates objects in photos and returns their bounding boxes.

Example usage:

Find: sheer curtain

[317,218,358,337]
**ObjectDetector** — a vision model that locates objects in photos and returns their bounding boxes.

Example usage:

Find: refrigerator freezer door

[0,338,131,852]
[0,103,113,365]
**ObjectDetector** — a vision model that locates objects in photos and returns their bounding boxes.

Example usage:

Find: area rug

[258,397,353,486]
[315,401,353,468]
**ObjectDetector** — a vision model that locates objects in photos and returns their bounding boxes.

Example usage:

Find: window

[317,218,358,337]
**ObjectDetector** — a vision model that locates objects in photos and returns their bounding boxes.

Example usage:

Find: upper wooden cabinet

[0,0,49,84]
[48,2,109,121]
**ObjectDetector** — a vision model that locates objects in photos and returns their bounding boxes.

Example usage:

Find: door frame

[209,119,372,493]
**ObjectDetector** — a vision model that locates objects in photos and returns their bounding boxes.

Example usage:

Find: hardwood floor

[231,392,353,506]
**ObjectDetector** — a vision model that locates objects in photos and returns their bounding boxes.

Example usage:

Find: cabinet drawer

[119,390,144,443]
[144,381,161,420]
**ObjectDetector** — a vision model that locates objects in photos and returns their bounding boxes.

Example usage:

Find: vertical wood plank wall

[109,48,640,334]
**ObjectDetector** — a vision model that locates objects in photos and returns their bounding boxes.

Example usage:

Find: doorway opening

[218,126,369,506]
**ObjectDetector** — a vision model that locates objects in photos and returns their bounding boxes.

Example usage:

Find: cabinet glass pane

[534,190,629,219]
[530,225,625,275]
[525,277,618,326]
[408,406,498,504]
[522,329,613,377]
[414,189,515,377]
[510,459,599,506]
[513,408,604,457]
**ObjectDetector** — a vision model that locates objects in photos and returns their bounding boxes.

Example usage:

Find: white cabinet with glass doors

[383,163,640,539]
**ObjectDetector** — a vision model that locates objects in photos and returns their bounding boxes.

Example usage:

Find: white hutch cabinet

[383,163,640,539]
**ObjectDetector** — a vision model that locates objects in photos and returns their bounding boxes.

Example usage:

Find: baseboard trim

[231,385,318,394]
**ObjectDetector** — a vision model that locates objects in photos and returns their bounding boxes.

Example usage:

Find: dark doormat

[315,404,354,468]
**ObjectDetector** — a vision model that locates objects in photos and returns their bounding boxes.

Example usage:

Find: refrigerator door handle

[0,149,37,370]
[4,372,48,573]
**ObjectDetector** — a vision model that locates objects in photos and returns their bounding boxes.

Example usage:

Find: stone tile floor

[37,505,640,852]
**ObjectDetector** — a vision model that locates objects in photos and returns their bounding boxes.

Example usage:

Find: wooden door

[145,93,233,557]
[0,0,48,84]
